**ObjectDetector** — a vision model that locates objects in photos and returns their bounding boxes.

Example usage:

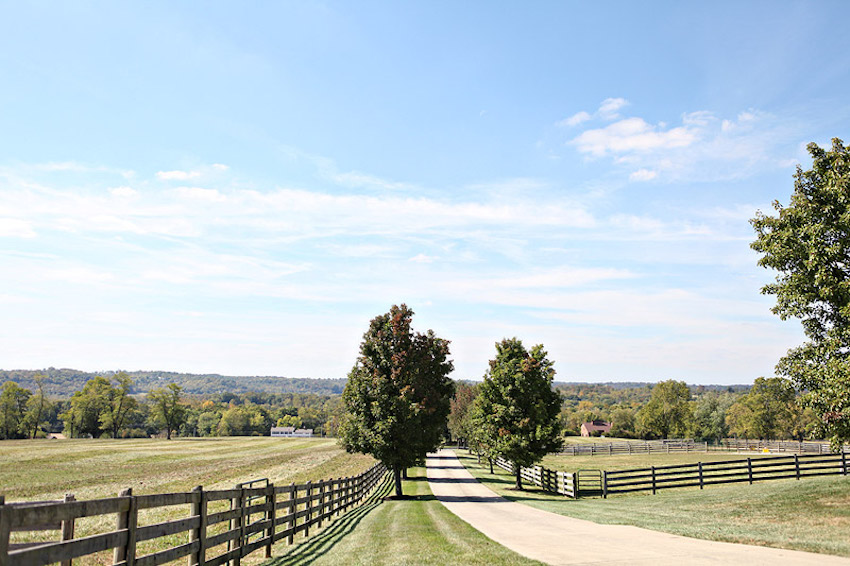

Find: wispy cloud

[156,170,202,181]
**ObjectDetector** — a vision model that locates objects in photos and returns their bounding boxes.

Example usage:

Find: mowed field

[1,437,376,565]
[0,436,375,501]
[457,451,850,558]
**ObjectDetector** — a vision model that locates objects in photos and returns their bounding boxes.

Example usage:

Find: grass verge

[456,450,850,558]
[263,466,543,566]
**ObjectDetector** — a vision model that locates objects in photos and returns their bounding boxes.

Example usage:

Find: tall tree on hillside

[0,381,31,439]
[751,139,850,448]
[472,338,562,490]
[148,383,187,440]
[339,304,455,497]
[725,377,796,440]
[636,380,692,439]
[100,372,137,438]
[62,375,114,437]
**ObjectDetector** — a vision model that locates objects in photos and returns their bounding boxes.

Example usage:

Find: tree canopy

[339,304,455,497]
[471,338,562,489]
[636,380,692,439]
[751,139,850,448]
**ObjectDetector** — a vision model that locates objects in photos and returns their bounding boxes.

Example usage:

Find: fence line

[603,452,848,497]
[0,462,387,566]
[715,438,850,454]
[493,457,577,498]
[558,439,707,457]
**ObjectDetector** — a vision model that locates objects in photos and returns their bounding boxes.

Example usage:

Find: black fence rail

[0,462,387,566]
[716,439,850,454]
[603,452,849,497]
[559,439,707,457]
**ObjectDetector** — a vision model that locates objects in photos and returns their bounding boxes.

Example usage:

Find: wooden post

[60,493,76,566]
[698,463,704,490]
[230,485,243,566]
[113,488,138,566]
[317,482,324,529]
[193,486,208,566]
[265,484,275,559]
[0,495,10,566]
[842,450,847,476]
[304,481,312,538]
[747,458,753,485]
[288,483,296,545]
[651,466,656,495]
[602,471,608,499]
[795,454,800,480]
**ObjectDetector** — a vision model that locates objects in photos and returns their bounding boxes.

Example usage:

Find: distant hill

[0,368,348,398]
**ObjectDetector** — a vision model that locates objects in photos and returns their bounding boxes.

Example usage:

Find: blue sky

[2,1,849,384]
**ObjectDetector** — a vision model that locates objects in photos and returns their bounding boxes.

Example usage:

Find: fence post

[230,485,244,566]
[0,495,9,566]
[747,458,753,485]
[651,466,656,495]
[317,482,325,529]
[189,485,207,566]
[60,493,76,566]
[288,483,296,545]
[113,488,138,566]
[841,451,847,476]
[265,484,275,559]
[698,463,704,490]
[602,471,608,499]
[794,454,800,480]
[304,481,312,538]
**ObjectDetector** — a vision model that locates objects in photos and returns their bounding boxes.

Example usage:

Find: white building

[271,427,313,437]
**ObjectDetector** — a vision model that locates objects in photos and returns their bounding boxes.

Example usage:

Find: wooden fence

[716,438,850,454]
[0,463,387,566]
[603,452,848,497]
[493,457,577,498]
[558,439,707,457]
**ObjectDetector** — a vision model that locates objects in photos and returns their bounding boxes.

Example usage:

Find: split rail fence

[603,451,848,496]
[0,462,387,566]
[558,439,706,457]
[716,438,850,454]
[494,452,848,499]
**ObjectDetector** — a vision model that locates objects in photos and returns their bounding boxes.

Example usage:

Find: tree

[22,375,53,439]
[339,304,455,497]
[751,139,850,448]
[148,383,187,440]
[100,372,137,438]
[725,377,796,440]
[0,381,31,439]
[471,338,563,489]
[447,382,478,448]
[689,392,735,443]
[636,380,692,439]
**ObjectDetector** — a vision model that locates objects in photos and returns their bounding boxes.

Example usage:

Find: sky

[2,1,850,385]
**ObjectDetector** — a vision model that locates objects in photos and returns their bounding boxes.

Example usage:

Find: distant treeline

[0,368,347,398]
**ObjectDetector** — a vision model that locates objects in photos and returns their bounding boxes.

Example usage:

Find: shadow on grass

[264,474,394,566]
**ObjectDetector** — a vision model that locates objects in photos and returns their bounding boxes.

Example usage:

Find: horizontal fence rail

[493,457,577,498]
[603,452,849,497]
[0,463,387,566]
[558,439,707,457]
[716,439,850,454]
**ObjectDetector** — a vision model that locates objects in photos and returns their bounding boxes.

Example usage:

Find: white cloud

[559,111,592,127]
[409,253,437,263]
[598,97,629,120]
[172,187,227,202]
[0,218,37,238]
[212,163,229,171]
[156,170,202,181]
[629,168,658,182]
[110,186,137,197]
[572,117,699,157]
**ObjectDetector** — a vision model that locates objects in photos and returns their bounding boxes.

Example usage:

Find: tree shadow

[263,474,393,566]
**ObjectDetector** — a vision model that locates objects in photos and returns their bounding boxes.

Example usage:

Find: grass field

[1,437,376,565]
[457,450,850,557]
[264,466,542,566]
[541,449,779,473]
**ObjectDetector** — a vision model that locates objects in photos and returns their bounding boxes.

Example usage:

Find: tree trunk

[488,458,494,474]
[515,465,523,490]
[393,467,403,497]
[402,468,408,479]
[166,428,172,440]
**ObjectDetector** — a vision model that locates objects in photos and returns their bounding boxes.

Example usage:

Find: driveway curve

[426,449,850,566]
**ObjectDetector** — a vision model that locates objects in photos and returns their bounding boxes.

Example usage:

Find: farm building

[580,420,612,437]
[270,426,314,437]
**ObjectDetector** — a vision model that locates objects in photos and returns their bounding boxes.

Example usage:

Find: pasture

[457,450,850,557]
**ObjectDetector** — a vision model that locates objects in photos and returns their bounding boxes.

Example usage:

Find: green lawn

[542,449,779,473]
[264,466,543,566]
[457,450,850,558]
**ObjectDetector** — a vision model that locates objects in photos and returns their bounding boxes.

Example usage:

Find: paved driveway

[426,450,850,566]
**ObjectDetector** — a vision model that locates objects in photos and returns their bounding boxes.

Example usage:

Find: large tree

[725,377,795,440]
[472,338,562,489]
[148,383,187,440]
[447,382,478,448]
[0,381,31,439]
[339,304,455,497]
[636,380,692,439]
[751,139,850,448]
